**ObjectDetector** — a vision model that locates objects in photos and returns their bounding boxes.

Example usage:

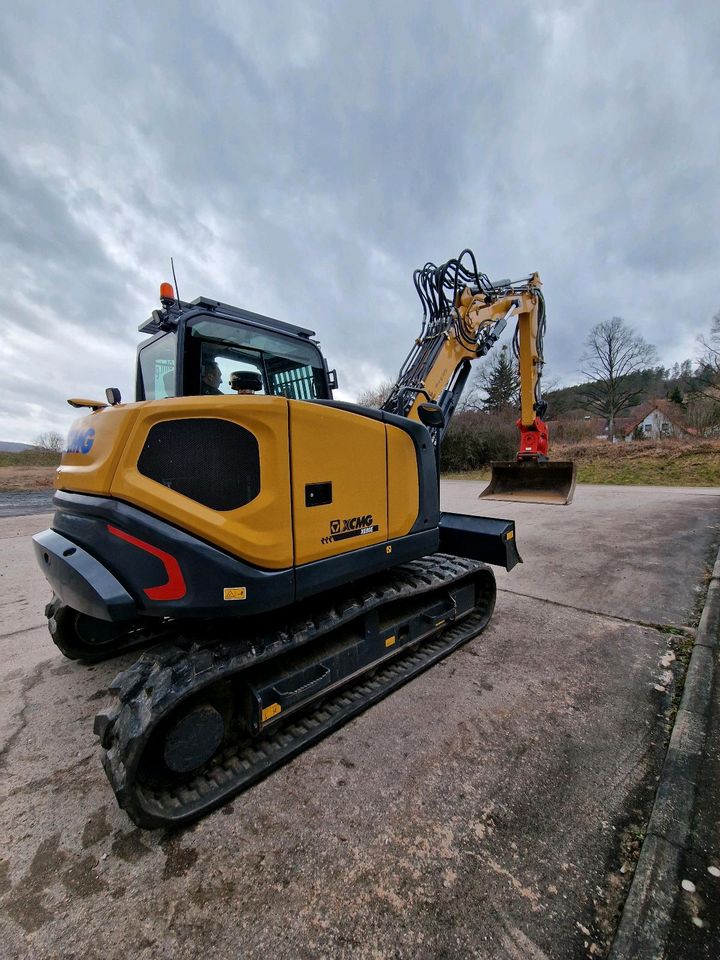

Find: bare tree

[579,317,657,439]
[34,430,65,453]
[692,308,720,402]
[356,379,395,409]
[686,395,720,436]
[457,366,486,412]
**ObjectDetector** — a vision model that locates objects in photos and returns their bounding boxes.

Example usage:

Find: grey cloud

[0,0,719,441]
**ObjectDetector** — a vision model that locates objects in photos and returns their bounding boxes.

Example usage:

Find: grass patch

[0,449,61,467]
[442,438,720,486]
[665,631,696,727]
[0,450,60,491]
[443,469,490,482]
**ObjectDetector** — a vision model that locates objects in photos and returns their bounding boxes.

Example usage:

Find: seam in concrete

[0,663,46,768]
[0,622,47,641]
[608,562,720,960]
[496,586,695,636]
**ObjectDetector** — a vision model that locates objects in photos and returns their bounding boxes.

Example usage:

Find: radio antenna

[170,257,181,303]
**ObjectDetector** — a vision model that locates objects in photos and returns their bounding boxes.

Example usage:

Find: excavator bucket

[479,460,577,506]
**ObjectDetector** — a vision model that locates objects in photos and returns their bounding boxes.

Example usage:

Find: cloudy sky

[1,1,718,443]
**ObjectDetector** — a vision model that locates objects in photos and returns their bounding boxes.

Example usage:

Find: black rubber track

[45,595,168,663]
[95,554,496,829]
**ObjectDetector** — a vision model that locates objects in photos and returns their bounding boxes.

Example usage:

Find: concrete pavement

[0,483,718,959]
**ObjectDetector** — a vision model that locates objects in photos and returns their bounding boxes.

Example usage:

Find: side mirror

[417,402,444,429]
[327,369,338,389]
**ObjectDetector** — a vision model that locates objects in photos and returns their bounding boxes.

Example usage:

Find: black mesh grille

[138,419,261,511]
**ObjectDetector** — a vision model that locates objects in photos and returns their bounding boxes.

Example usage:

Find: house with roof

[621,399,694,441]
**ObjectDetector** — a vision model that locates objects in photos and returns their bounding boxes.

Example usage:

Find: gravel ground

[0,483,718,960]
[0,490,55,518]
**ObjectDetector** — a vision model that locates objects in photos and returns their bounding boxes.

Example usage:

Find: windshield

[189,316,328,400]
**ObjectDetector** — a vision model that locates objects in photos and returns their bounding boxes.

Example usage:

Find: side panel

[110,396,293,569]
[56,406,139,494]
[386,424,420,538]
[289,401,387,565]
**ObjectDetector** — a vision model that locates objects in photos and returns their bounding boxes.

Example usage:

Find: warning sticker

[223,587,247,601]
[261,702,282,723]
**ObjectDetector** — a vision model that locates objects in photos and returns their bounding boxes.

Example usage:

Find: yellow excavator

[33,250,573,828]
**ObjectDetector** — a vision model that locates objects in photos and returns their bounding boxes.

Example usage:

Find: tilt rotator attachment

[480,416,577,506]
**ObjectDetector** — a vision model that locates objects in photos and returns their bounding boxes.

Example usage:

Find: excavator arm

[383,250,576,504]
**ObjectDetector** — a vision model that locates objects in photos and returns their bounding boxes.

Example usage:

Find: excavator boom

[382,251,575,505]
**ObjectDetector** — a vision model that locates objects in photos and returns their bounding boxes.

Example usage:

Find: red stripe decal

[107,524,187,601]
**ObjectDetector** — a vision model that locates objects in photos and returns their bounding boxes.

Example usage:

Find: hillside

[444,438,720,487]
[0,449,60,491]
[0,449,61,468]
[554,438,720,486]
[545,366,678,419]
[0,441,33,452]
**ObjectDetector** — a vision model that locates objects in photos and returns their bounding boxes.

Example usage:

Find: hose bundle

[383,250,546,418]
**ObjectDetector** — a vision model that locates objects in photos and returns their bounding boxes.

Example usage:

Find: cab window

[138,333,177,400]
[200,344,266,396]
[189,316,328,400]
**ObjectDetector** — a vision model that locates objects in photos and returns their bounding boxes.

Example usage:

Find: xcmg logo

[332,515,374,533]
[322,514,379,545]
[66,427,96,455]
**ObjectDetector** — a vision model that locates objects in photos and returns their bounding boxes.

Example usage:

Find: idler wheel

[163,704,225,774]
[46,596,130,662]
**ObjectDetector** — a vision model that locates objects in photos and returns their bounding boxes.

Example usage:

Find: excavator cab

[136,291,338,403]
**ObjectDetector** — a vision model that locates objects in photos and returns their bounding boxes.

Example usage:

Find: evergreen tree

[482,345,520,413]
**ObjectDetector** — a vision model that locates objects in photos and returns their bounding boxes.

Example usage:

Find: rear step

[439,513,522,571]
[96,554,495,829]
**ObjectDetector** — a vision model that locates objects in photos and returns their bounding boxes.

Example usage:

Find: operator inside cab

[200,357,264,397]
[200,361,223,395]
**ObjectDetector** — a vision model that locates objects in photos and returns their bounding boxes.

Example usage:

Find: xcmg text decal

[321,514,379,545]
[66,427,95,454]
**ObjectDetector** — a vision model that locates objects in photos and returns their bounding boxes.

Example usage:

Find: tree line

[356,306,720,442]
[458,308,720,439]
[37,311,719,455]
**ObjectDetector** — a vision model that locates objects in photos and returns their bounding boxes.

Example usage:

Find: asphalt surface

[0,483,718,959]
[0,490,54,518]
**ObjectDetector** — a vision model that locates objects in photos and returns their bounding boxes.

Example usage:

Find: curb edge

[608,548,720,959]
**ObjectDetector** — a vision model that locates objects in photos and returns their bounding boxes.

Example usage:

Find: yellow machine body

[33,253,539,829]
[56,397,421,571]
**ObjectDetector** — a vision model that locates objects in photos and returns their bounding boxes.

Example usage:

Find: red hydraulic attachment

[480,417,576,504]
[516,416,549,461]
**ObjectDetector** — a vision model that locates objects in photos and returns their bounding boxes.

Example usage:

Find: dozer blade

[479,460,577,506]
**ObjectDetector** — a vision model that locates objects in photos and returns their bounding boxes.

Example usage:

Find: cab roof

[139,296,316,341]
